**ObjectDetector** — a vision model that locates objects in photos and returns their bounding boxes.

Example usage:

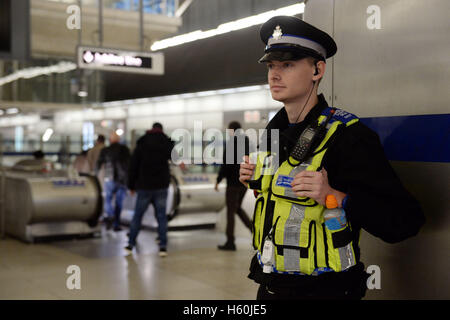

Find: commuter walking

[87,134,105,174]
[125,123,176,257]
[73,150,90,174]
[215,121,252,251]
[239,16,425,300]
[96,132,130,231]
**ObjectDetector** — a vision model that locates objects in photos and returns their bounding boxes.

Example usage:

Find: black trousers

[225,184,252,244]
[256,283,365,300]
[254,262,369,300]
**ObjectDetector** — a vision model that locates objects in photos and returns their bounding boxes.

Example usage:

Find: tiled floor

[0,227,259,300]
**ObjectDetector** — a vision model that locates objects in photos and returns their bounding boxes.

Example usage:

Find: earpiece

[312,64,319,85]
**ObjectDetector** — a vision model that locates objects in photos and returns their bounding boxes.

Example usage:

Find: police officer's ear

[312,60,326,83]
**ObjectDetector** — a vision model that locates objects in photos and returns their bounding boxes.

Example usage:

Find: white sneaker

[124,245,133,256]
[159,248,168,257]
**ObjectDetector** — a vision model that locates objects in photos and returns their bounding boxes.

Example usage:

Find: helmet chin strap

[293,80,316,124]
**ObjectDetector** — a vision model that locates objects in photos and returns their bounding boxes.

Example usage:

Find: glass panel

[41,0,177,17]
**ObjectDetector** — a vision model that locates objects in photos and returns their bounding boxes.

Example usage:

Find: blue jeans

[104,180,127,228]
[128,188,168,249]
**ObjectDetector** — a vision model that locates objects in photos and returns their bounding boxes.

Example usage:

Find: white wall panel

[184,112,223,130]
[128,103,154,117]
[157,115,185,131]
[104,107,126,119]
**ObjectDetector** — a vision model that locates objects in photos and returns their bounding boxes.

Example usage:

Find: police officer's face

[267,58,317,103]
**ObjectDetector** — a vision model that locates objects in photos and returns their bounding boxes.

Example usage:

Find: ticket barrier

[0,160,102,242]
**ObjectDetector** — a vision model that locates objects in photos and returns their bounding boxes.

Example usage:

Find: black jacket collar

[267,93,329,133]
[265,94,329,158]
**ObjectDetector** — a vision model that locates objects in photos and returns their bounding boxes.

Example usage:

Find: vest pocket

[271,166,318,206]
[252,196,265,250]
[247,152,274,193]
[271,200,315,274]
[331,226,352,248]
[324,224,356,271]
[324,224,352,249]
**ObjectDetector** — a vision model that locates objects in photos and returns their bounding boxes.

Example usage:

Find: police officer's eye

[266,63,273,69]
[283,62,292,68]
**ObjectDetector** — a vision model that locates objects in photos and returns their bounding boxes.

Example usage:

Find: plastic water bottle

[323,194,355,270]
[324,195,347,230]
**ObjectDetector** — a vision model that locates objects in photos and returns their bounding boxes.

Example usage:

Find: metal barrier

[0,162,103,243]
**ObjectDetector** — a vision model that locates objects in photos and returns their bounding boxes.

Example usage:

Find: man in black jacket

[96,132,131,231]
[125,122,174,257]
[215,121,252,251]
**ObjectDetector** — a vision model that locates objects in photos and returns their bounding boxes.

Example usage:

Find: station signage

[52,179,86,187]
[77,46,164,75]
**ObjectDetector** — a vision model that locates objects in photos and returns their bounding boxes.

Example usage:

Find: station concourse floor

[0,226,259,300]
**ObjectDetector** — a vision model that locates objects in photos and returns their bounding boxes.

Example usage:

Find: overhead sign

[77,46,164,75]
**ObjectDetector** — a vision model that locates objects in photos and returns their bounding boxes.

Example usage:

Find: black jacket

[96,142,130,185]
[128,128,174,191]
[249,94,425,290]
[217,133,250,186]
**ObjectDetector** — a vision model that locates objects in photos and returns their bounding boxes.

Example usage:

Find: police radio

[289,108,336,163]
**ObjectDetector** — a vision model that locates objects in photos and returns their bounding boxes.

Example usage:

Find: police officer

[239,16,425,300]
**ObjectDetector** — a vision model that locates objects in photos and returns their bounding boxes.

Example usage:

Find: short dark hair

[152,122,163,130]
[228,121,241,130]
[97,134,105,143]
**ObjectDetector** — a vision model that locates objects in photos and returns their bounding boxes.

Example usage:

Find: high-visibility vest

[249,107,359,275]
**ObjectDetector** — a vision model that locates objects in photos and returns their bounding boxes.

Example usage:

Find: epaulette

[321,107,359,125]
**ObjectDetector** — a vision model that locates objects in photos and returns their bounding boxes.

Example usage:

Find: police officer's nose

[270,69,281,82]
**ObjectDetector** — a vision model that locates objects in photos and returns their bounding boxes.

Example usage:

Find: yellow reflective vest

[249,107,360,276]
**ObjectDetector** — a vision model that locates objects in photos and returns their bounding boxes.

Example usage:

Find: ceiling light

[0,61,77,87]
[42,128,54,142]
[151,3,305,51]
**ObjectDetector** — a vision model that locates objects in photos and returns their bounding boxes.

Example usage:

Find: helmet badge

[272,25,283,40]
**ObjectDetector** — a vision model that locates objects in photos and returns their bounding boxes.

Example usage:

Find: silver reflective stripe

[338,244,356,270]
[283,204,305,271]
[284,162,309,199]
[268,35,327,59]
